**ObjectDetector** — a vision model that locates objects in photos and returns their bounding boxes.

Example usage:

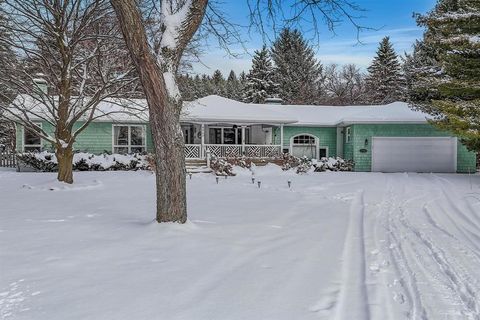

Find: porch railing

[0,150,16,168]
[244,145,282,158]
[189,144,282,159]
[185,144,201,159]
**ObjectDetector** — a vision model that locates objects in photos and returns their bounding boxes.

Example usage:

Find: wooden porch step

[185,158,210,174]
[187,166,212,174]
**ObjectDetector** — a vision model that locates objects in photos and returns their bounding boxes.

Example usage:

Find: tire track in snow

[366,177,424,319]
[388,174,480,318]
[333,190,370,320]
[381,177,427,319]
[398,206,480,319]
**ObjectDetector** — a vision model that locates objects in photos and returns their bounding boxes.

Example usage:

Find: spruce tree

[243,45,278,103]
[365,36,404,104]
[408,0,480,151]
[271,29,322,105]
[225,70,241,100]
[211,69,226,96]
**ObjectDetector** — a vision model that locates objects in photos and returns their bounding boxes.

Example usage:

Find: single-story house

[12,94,477,173]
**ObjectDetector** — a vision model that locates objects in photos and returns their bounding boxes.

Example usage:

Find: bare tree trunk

[111,0,189,223]
[56,146,74,184]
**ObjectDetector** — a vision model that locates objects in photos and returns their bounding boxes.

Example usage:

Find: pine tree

[225,70,241,100]
[365,36,405,104]
[243,46,278,103]
[211,69,226,96]
[271,29,322,105]
[408,0,480,151]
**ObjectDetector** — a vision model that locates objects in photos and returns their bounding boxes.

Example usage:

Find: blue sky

[191,0,437,75]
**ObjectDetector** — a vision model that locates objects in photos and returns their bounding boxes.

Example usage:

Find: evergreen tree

[211,69,226,96]
[365,36,405,104]
[408,0,480,151]
[243,45,278,103]
[225,70,241,100]
[271,29,322,104]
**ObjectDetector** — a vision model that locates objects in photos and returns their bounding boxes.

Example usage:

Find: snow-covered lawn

[1,166,480,319]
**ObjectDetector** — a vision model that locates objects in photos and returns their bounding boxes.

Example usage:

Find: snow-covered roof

[7,94,431,126]
[259,101,432,126]
[7,94,149,123]
[182,95,297,124]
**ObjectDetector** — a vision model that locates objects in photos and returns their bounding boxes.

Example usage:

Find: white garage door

[372,137,457,173]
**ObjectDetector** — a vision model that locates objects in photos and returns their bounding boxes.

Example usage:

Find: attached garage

[371,137,457,173]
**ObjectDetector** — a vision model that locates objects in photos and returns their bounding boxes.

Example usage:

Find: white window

[24,123,42,152]
[345,127,351,143]
[113,125,146,154]
[293,135,316,145]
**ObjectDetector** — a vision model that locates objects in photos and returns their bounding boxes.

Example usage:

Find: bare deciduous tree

[109,0,364,223]
[321,63,366,105]
[0,0,137,183]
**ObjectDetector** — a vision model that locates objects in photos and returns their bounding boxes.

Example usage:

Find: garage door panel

[372,137,456,173]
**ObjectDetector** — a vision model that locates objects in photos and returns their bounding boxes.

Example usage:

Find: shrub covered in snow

[313,157,354,172]
[280,153,301,171]
[279,154,354,173]
[210,157,236,176]
[296,156,313,174]
[17,152,151,172]
[224,156,254,169]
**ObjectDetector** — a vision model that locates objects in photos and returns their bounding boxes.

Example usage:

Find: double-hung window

[24,124,42,152]
[113,125,146,153]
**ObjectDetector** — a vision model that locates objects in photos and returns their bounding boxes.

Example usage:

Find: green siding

[16,121,149,154]
[15,121,476,173]
[274,126,338,157]
[349,124,476,173]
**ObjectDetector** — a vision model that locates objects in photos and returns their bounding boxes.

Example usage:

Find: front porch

[182,123,285,159]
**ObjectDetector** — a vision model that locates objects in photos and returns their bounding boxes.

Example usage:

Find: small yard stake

[288,180,291,188]
[189,173,192,180]
[257,181,261,188]
[225,175,228,179]
[216,176,219,184]
[469,167,472,190]
[252,177,255,184]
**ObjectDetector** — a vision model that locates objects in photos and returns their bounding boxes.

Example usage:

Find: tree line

[0,0,478,224]
[178,29,406,106]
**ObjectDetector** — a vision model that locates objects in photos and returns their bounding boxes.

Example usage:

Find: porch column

[241,126,246,155]
[200,123,205,159]
[280,124,284,153]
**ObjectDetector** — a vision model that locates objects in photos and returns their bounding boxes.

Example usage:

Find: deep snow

[1,166,480,319]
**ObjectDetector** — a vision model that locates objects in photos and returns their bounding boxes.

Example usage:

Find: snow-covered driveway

[1,166,480,319]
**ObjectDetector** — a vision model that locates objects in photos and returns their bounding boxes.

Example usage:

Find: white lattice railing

[184,144,283,159]
[244,145,282,158]
[185,144,201,159]
[204,144,242,158]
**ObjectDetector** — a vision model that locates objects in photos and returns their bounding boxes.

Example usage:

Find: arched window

[292,134,316,145]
